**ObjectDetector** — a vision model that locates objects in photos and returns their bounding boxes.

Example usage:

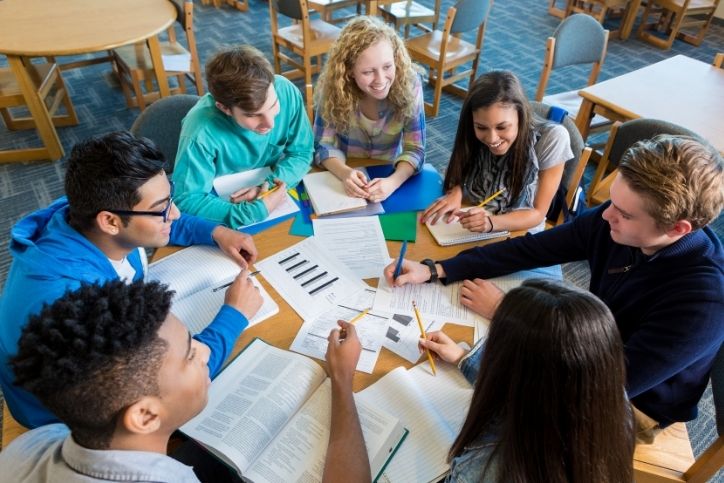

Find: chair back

[551,13,607,69]
[450,0,491,33]
[605,118,699,170]
[711,343,724,436]
[530,101,584,193]
[130,94,200,174]
[273,0,304,20]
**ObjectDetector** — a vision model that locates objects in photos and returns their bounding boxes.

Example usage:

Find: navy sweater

[440,203,724,426]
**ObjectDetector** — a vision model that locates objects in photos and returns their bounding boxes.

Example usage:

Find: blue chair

[129,94,200,174]
[535,14,610,133]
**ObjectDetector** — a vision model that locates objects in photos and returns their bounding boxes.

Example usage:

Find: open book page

[213,168,299,230]
[180,339,328,475]
[147,246,278,335]
[374,275,483,327]
[290,288,389,373]
[357,361,473,483]
[303,171,368,216]
[170,277,278,335]
[312,216,390,279]
[246,379,407,483]
[256,237,368,320]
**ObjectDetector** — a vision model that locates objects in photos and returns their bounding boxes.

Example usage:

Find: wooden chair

[715,53,724,68]
[378,0,442,39]
[636,0,720,49]
[531,101,592,227]
[201,0,249,12]
[535,14,610,135]
[1,403,28,449]
[587,118,699,206]
[111,0,203,111]
[269,0,341,121]
[634,343,724,482]
[130,94,200,174]
[0,57,78,164]
[566,0,629,38]
[307,0,363,24]
[405,0,493,117]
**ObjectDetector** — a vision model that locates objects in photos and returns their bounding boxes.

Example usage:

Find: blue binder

[365,164,444,214]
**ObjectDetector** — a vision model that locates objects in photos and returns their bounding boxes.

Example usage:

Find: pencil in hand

[212,271,260,292]
[413,301,437,375]
[257,184,280,199]
[476,188,506,208]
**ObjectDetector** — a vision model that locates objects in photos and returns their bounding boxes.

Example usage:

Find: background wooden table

[575,55,724,153]
[0,0,177,162]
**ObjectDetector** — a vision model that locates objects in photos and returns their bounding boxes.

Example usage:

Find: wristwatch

[420,259,438,284]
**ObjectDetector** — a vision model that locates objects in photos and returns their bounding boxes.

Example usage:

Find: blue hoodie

[0,198,249,428]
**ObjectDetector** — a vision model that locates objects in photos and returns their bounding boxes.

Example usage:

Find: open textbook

[302,170,368,216]
[147,246,278,335]
[357,360,474,483]
[181,339,408,482]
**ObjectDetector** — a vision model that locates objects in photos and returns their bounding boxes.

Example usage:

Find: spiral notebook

[425,212,509,246]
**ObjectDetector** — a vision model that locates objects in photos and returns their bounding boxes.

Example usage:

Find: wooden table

[0,0,177,162]
[157,160,516,391]
[576,55,724,153]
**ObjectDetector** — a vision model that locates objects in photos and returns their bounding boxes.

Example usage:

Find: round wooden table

[0,0,177,162]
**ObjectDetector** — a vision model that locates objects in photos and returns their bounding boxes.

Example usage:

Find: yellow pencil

[476,188,506,208]
[412,301,437,375]
[349,308,370,325]
[258,185,280,199]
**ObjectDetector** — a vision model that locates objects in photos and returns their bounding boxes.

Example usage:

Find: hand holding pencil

[413,301,437,375]
[456,188,506,233]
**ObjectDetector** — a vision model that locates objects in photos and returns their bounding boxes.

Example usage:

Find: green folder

[289,211,418,241]
[379,211,418,242]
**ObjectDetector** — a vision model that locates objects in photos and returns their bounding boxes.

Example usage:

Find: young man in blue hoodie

[387,135,724,442]
[0,131,263,429]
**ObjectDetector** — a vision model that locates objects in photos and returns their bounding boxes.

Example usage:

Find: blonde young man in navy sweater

[387,135,724,442]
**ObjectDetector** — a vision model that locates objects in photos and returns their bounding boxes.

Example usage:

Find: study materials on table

[147,246,278,335]
[312,216,390,279]
[290,288,390,373]
[366,164,444,213]
[379,211,418,242]
[425,207,509,246]
[181,339,407,483]
[213,168,300,232]
[302,170,368,216]
[255,237,369,320]
[357,359,473,483]
[374,275,484,327]
[383,311,445,363]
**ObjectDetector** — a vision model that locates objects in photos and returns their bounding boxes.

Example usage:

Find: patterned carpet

[0,0,722,476]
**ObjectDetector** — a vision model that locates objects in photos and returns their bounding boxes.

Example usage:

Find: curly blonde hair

[315,16,419,133]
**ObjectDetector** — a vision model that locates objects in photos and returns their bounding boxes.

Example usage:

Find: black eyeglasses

[104,182,175,223]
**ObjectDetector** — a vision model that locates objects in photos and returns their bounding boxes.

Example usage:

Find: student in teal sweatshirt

[173,45,314,229]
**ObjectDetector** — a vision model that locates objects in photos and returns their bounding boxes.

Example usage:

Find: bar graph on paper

[256,237,368,320]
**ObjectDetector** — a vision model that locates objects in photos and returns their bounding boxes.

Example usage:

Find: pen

[212,271,260,292]
[392,240,408,281]
[257,184,280,199]
[413,301,437,376]
[476,188,506,208]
